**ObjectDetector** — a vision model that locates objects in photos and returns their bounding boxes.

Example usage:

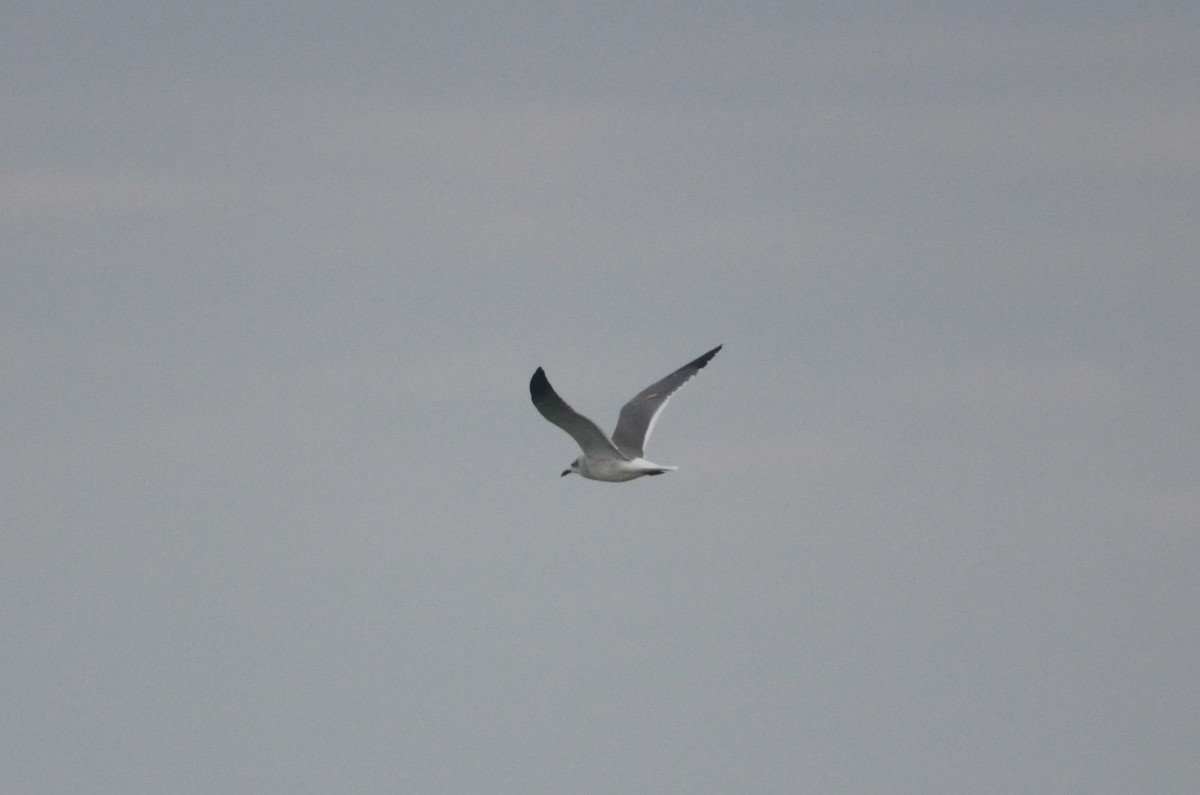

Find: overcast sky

[4,3,1198,793]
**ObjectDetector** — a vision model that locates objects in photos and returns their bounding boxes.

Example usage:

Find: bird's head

[561,458,580,477]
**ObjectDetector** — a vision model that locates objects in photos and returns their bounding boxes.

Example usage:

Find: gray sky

[4,3,1198,792]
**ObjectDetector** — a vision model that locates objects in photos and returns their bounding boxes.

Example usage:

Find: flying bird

[529,345,722,482]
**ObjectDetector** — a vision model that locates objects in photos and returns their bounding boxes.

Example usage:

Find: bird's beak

[560,469,571,477]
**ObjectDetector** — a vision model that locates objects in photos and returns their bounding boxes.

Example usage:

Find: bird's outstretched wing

[530,368,629,460]
[611,345,722,458]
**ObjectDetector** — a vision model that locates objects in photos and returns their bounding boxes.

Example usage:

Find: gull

[529,345,722,481]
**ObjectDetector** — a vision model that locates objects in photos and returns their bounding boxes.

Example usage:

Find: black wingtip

[694,344,723,369]
[530,367,550,399]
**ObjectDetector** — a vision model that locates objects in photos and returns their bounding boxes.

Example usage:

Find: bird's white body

[568,456,679,482]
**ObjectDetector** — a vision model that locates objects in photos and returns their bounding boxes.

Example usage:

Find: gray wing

[611,345,722,458]
[530,367,628,460]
